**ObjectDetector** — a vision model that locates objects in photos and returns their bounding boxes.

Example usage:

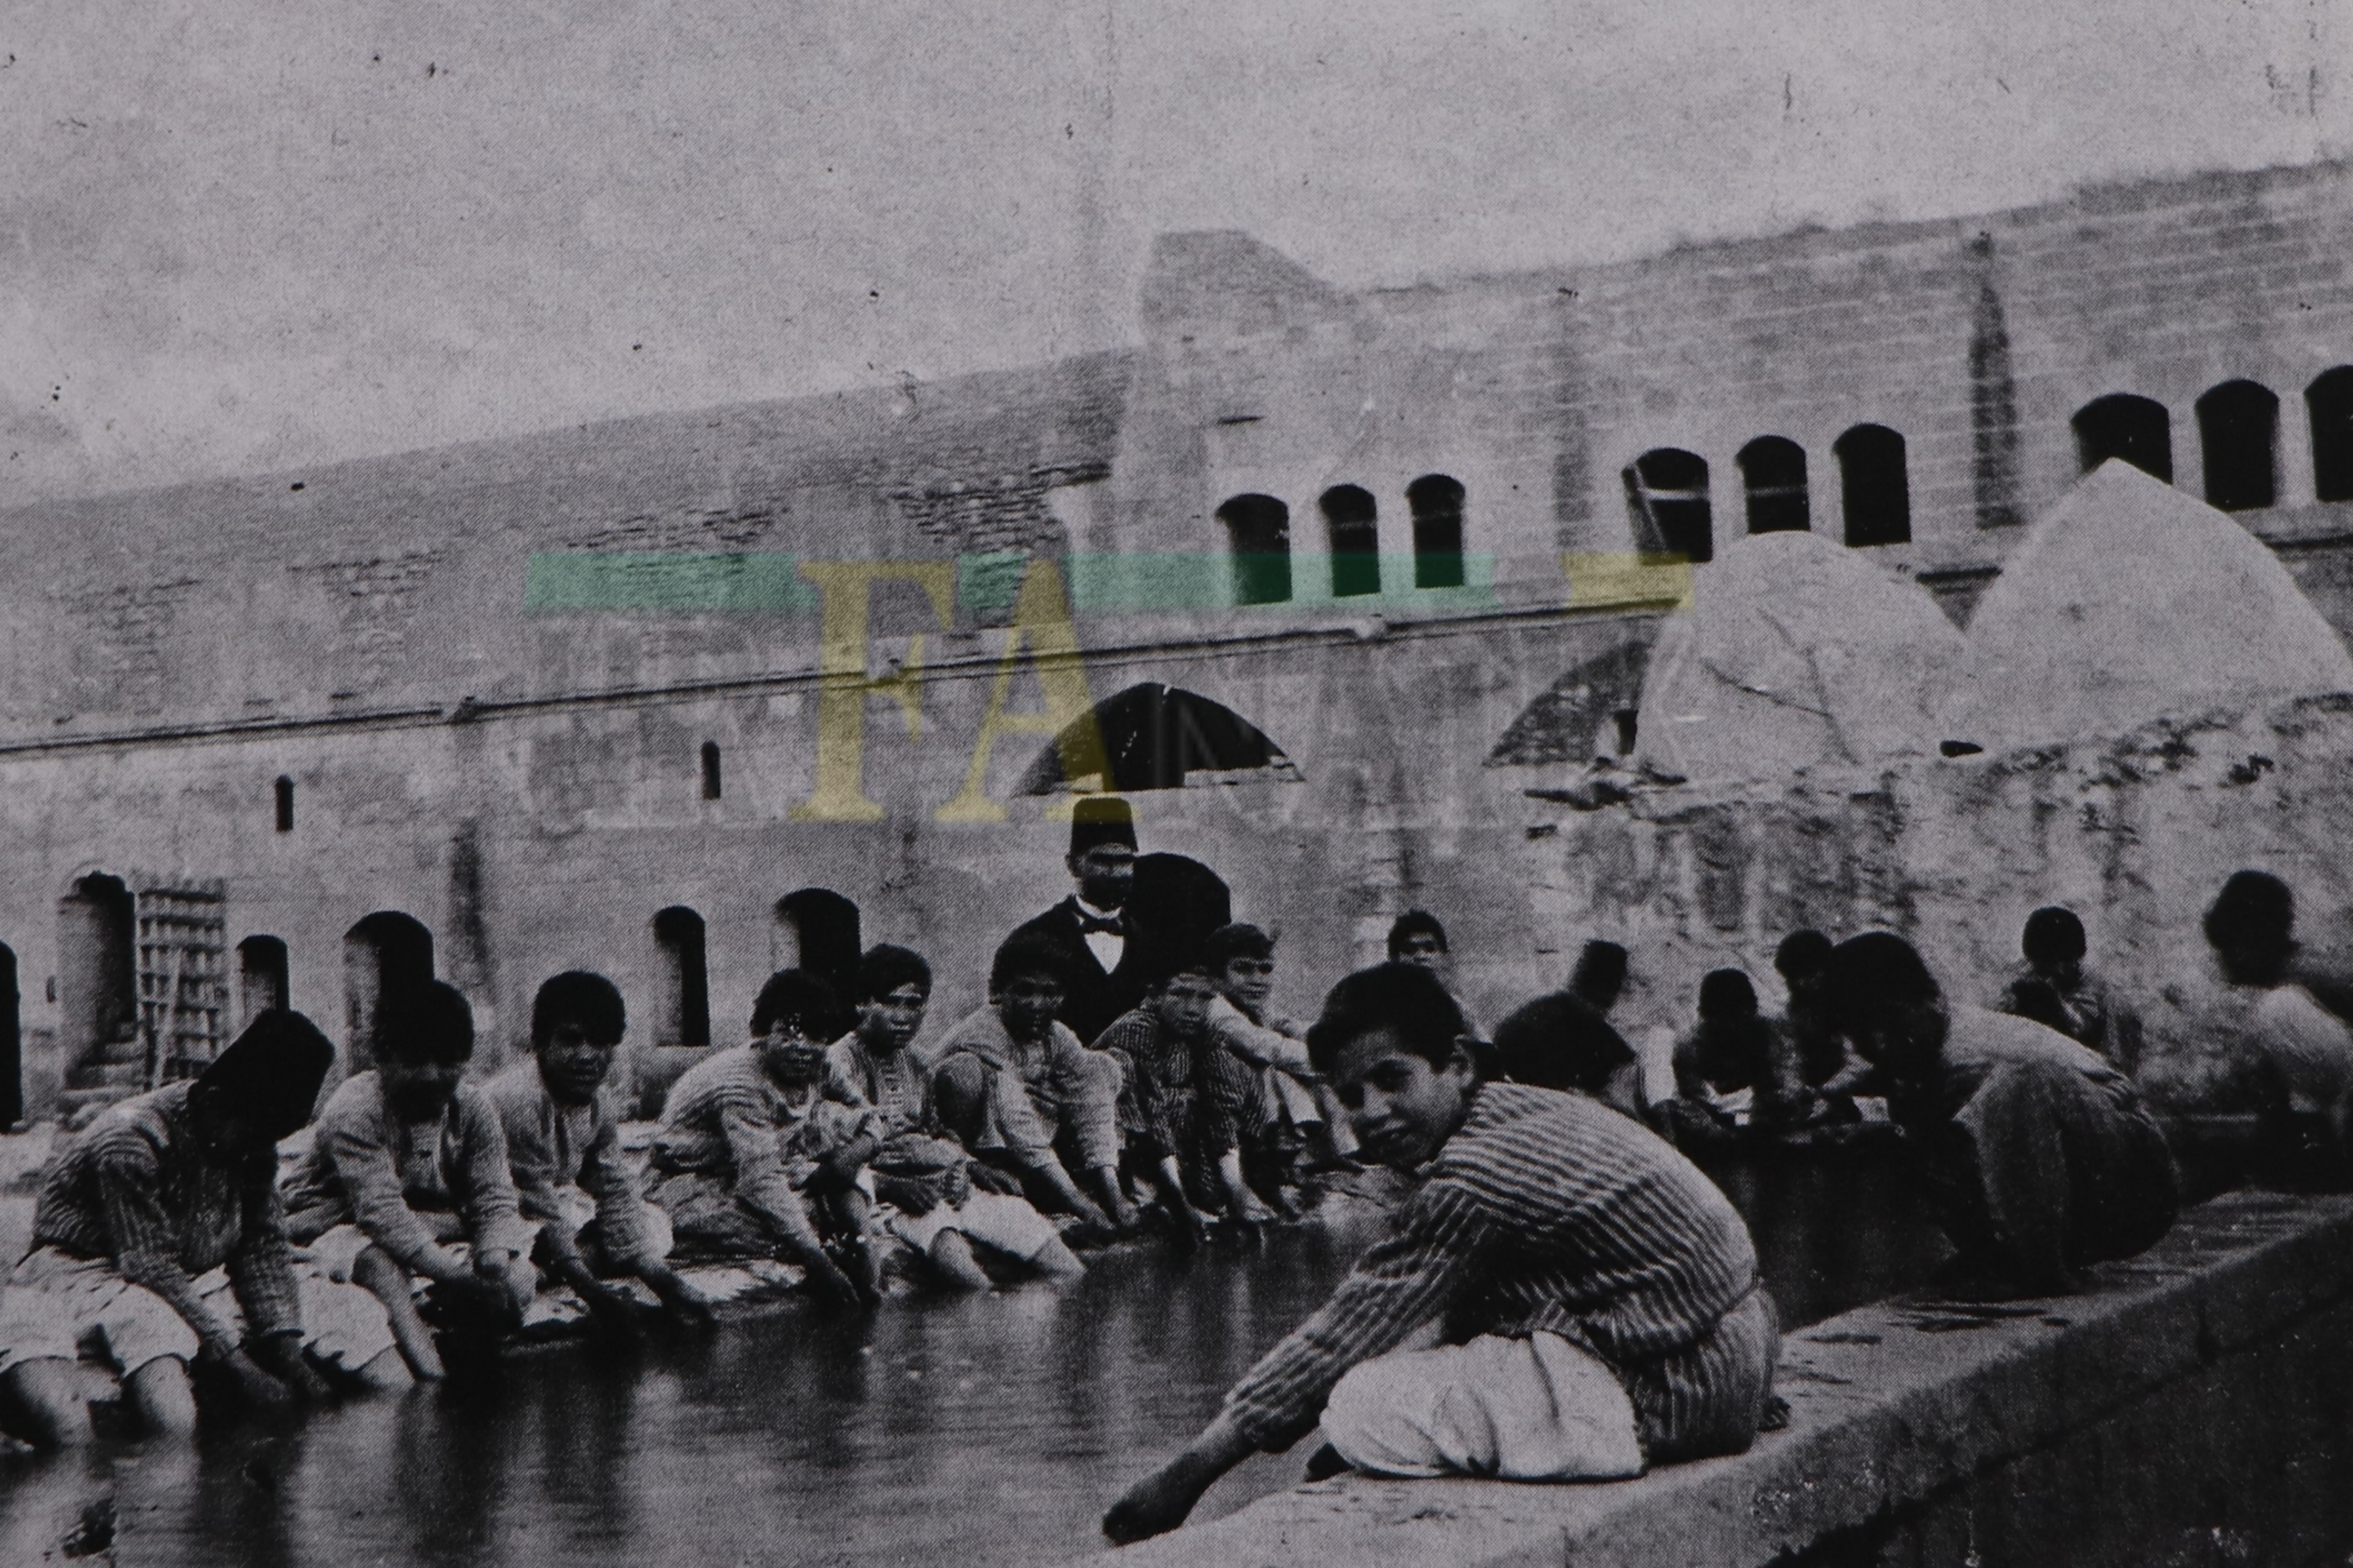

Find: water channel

[0,1137,1945,1567]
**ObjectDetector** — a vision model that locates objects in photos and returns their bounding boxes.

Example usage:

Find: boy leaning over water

[0,1011,407,1448]
[485,971,716,1333]
[646,969,882,1308]
[1105,962,1778,1545]
[282,981,538,1379]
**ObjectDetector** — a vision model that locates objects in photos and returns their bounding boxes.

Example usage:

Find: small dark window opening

[274,775,295,833]
[776,889,862,1005]
[652,907,712,1048]
[2307,366,2353,503]
[1406,474,1466,588]
[58,872,138,1090]
[1320,485,1380,597]
[236,935,289,1029]
[1218,494,1292,605]
[700,741,723,801]
[1621,448,1714,563]
[2072,393,2173,483]
[2196,381,2279,512]
[1834,425,1911,546]
[1737,437,1811,534]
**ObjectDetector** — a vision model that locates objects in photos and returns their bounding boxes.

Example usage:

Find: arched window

[1737,437,1811,534]
[1621,449,1714,563]
[274,776,294,833]
[1320,485,1380,598]
[700,741,723,801]
[2307,365,2353,503]
[342,912,433,1068]
[2072,393,2173,482]
[652,907,712,1048]
[1834,425,1911,546]
[2195,381,2279,512]
[1018,682,1302,794]
[0,943,19,1129]
[775,889,862,1004]
[57,872,136,1090]
[236,936,289,1030]
[1217,494,1292,605]
[1406,475,1466,588]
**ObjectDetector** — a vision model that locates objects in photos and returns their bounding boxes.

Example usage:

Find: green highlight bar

[524,552,821,613]
[527,550,1500,616]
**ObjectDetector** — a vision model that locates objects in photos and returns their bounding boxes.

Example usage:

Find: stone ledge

[1071,1191,2353,1568]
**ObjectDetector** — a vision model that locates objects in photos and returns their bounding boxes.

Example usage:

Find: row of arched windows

[1621,425,1912,564]
[1215,475,1466,605]
[2072,367,2353,509]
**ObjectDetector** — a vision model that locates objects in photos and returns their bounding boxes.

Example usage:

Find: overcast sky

[2,0,2346,503]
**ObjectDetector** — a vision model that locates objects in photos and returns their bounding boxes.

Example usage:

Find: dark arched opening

[1217,493,1292,605]
[2196,380,2279,511]
[58,873,137,1090]
[700,741,723,801]
[776,890,862,1004]
[1737,437,1811,534]
[343,912,434,1069]
[1622,448,1714,563]
[2307,366,2353,503]
[1320,485,1380,598]
[1018,682,1302,794]
[2072,392,2173,483]
[274,776,295,833]
[652,907,712,1049]
[1834,424,1911,545]
[1407,474,1466,588]
[237,936,289,1031]
[0,944,19,1129]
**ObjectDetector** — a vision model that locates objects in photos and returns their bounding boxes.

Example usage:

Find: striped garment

[1222,1080,1767,1459]
[31,1081,303,1359]
[280,1073,527,1274]
[824,1034,931,1140]
[1096,1007,1251,1167]
[483,1061,662,1269]
[651,1045,880,1218]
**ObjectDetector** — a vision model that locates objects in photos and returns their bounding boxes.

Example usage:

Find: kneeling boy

[646,969,880,1307]
[281,981,537,1379]
[1104,963,1778,1545]
[0,1011,405,1448]
[487,971,716,1331]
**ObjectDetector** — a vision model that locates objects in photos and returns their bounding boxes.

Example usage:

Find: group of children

[2,828,2330,1553]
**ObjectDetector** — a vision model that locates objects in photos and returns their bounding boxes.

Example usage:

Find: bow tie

[1077,912,1125,937]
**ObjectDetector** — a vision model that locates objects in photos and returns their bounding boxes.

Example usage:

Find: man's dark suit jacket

[1011,896,1159,1049]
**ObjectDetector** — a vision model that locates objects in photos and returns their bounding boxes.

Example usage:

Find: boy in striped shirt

[1105,963,1778,1544]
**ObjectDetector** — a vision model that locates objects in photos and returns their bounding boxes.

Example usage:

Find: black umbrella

[1019,682,1298,794]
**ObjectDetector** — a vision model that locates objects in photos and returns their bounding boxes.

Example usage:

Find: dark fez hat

[197,1009,335,1142]
[1068,795,1138,857]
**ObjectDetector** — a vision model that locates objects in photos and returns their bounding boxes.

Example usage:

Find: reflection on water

[0,1152,1942,1568]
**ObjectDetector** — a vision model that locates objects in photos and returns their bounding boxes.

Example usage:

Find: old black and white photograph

[1,3,2350,1564]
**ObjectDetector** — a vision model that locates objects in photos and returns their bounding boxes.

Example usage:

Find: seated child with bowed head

[0,1010,407,1448]
[826,945,1082,1290]
[485,971,717,1332]
[281,981,539,1379]
[646,969,882,1308]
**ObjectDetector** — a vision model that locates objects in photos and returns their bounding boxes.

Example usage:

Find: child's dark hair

[1774,929,1834,981]
[1569,940,1628,1006]
[2021,907,2087,967]
[379,980,475,1067]
[1824,932,1940,1025]
[1489,992,1633,1094]
[857,944,933,1003]
[1386,910,1448,959]
[1697,968,1758,1020]
[1305,963,1469,1075]
[532,970,626,1052]
[750,968,847,1041]
[1202,922,1276,970]
[990,929,1068,993]
[2204,871,2294,953]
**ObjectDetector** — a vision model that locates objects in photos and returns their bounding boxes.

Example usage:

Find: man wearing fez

[0,1011,407,1448]
[1010,795,1159,1047]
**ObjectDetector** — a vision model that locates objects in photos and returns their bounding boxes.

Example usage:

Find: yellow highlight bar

[1563,551,1695,611]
